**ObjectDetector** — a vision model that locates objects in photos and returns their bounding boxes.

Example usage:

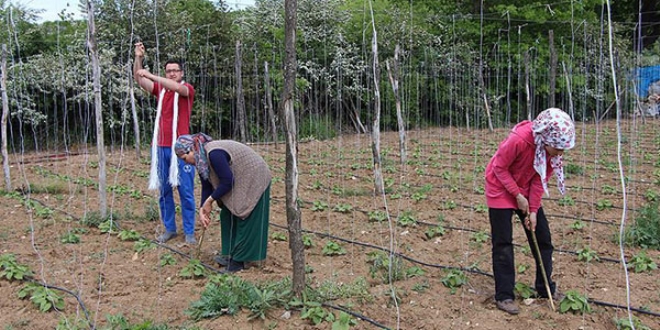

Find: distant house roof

[635,65,660,98]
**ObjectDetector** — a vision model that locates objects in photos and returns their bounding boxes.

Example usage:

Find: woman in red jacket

[485,108,576,315]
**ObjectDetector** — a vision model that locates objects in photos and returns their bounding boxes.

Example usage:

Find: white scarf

[148,82,182,190]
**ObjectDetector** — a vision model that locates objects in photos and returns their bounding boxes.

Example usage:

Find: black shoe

[220,259,244,274]
[213,255,230,266]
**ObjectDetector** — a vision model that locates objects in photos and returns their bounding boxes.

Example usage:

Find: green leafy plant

[571,220,585,230]
[441,269,468,294]
[474,204,487,213]
[471,231,489,246]
[368,210,387,222]
[559,290,591,314]
[444,200,457,210]
[271,231,287,241]
[517,263,530,274]
[411,192,427,202]
[300,301,331,326]
[397,210,417,227]
[576,247,600,262]
[180,259,207,278]
[614,315,651,330]
[134,239,155,253]
[98,220,119,234]
[645,189,659,202]
[622,201,660,249]
[366,251,405,283]
[160,253,177,267]
[117,229,141,241]
[601,185,617,195]
[333,203,353,213]
[60,231,80,244]
[558,195,575,207]
[18,283,65,312]
[595,199,613,211]
[0,254,33,280]
[425,224,446,240]
[311,200,329,212]
[405,266,426,278]
[322,241,346,256]
[302,234,315,249]
[626,250,657,273]
[332,311,358,330]
[514,282,535,299]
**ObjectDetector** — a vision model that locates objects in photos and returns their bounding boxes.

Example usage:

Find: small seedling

[18,283,65,312]
[160,253,177,266]
[322,241,346,256]
[180,259,206,278]
[559,290,591,314]
[441,269,468,294]
[576,247,600,263]
[60,231,81,244]
[397,210,417,227]
[627,250,657,273]
[134,239,155,253]
[302,234,315,248]
[368,210,387,222]
[333,203,353,213]
[570,220,585,230]
[614,315,651,330]
[311,200,328,212]
[0,253,33,280]
[425,225,446,240]
[117,229,141,241]
[271,232,287,242]
[514,282,535,299]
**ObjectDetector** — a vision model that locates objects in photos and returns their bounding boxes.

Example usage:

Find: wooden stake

[531,228,555,311]
[195,227,207,260]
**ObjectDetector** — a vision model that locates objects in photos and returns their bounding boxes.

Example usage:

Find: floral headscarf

[175,133,213,180]
[531,108,576,196]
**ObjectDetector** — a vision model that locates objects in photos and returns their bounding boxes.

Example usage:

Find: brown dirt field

[1,119,659,329]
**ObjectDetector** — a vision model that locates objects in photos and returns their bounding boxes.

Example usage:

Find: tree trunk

[549,30,556,108]
[282,0,304,297]
[1,44,10,191]
[264,61,278,145]
[235,40,247,142]
[385,45,406,165]
[370,18,384,196]
[87,1,107,217]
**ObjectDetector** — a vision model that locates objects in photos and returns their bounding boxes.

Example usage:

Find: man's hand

[525,212,538,231]
[516,193,529,216]
[134,42,145,58]
[135,69,152,79]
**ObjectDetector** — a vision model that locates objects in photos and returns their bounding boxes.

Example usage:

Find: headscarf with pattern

[175,133,213,180]
[531,108,576,196]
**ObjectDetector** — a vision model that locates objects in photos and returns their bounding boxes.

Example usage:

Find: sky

[16,0,256,22]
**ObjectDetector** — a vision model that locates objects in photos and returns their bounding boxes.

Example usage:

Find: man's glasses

[165,69,182,74]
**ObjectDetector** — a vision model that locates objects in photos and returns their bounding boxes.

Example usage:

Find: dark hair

[164,59,184,71]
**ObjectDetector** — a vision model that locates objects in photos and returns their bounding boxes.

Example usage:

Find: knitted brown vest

[204,140,272,219]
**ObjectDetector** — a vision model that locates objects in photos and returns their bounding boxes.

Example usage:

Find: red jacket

[151,82,195,147]
[485,121,552,213]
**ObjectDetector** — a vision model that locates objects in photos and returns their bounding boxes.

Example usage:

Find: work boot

[496,299,520,315]
[185,234,196,245]
[213,255,230,266]
[219,259,244,274]
[157,231,177,243]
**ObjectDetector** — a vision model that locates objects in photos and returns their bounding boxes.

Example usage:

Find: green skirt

[219,185,270,262]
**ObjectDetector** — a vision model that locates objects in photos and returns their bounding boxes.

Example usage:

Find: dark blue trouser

[489,207,556,301]
[157,147,196,235]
